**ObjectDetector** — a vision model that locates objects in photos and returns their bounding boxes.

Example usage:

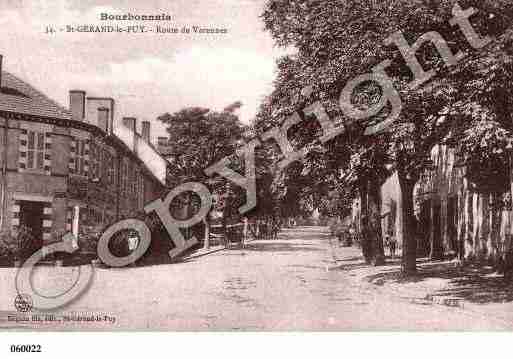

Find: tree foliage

[158,106,246,185]
[260,0,513,273]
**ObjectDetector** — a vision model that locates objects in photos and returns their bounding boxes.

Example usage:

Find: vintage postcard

[0,0,512,338]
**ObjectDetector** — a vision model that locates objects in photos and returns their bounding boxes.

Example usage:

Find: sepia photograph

[0,0,513,347]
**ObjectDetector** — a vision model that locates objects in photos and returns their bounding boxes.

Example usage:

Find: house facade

[415,144,512,262]
[0,57,167,256]
[351,172,402,248]
[352,142,513,263]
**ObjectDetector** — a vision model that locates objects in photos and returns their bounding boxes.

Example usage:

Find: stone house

[353,142,513,263]
[415,144,512,262]
[0,56,167,257]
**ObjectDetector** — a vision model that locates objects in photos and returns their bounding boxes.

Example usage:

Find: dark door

[431,201,443,258]
[418,199,431,256]
[447,196,458,254]
[19,201,45,255]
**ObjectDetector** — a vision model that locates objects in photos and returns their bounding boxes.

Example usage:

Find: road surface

[1,226,511,330]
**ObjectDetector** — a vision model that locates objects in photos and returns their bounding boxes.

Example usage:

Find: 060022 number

[10,344,42,353]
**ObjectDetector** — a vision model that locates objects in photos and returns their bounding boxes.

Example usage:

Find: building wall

[0,115,165,249]
[52,130,72,176]
[415,144,513,262]
[350,143,513,264]
[380,172,402,246]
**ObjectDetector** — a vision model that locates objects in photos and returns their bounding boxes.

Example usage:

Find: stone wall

[0,116,166,249]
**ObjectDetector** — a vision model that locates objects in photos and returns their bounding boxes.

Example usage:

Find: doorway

[431,201,443,258]
[19,200,45,255]
[418,199,431,256]
[447,196,458,255]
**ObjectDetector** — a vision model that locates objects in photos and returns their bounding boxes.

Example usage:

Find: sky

[0,0,287,141]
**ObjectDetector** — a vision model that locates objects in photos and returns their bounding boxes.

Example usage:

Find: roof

[0,71,72,120]
[114,124,168,186]
[0,71,166,185]
[0,70,167,186]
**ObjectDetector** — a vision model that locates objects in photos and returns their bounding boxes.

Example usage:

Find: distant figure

[349,222,357,245]
[348,223,355,236]
[388,234,397,259]
[384,234,390,252]
[271,217,281,240]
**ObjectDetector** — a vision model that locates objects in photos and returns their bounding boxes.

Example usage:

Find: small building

[351,171,402,247]
[0,56,167,257]
[352,142,513,263]
[415,144,512,262]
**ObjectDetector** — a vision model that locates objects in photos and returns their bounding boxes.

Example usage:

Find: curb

[425,294,464,308]
[182,246,226,260]
[343,261,513,328]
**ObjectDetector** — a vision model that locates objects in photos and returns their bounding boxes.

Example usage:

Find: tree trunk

[457,175,467,261]
[482,192,490,261]
[203,217,210,250]
[398,175,417,274]
[369,183,385,266]
[489,193,499,263]
[475,192,486,261]
[359,184,373,264]
[441,198,448,255]
[471,191,480,259]
[465,188,475,261]
[243,217,248,248]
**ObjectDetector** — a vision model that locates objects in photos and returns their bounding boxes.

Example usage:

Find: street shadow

[364,262,513,304]
[332,256,437,273]
[277,229,331,242]
[336,256,364,262]
[333,262,374,271]
[243,242,323,253]
[436,274,513,304]
[277,234,330,242]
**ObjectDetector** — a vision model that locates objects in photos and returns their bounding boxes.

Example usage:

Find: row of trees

[257,0,513,274]
[156,103,292,245]
[156,1,513,275]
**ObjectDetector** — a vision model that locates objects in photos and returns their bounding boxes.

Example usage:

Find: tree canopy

[259,0,513,273]
[158,105,246,186]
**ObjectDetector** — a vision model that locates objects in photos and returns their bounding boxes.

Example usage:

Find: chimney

[70,90,86,122]
[98,107,109,133]
[142,121,151,143]
[122,117,137,133]
[122,117,137,151]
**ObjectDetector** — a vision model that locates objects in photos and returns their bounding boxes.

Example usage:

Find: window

[103,150,115,185]
[121,160,128,195]
[109,156,116,186]
[27,131,45,170]
[138,176,145,208]
[132,168,138,195]
[90,142,100,180]
[75,139,87,176]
